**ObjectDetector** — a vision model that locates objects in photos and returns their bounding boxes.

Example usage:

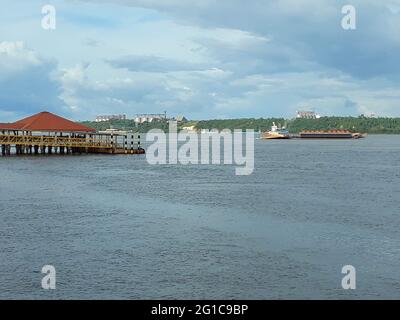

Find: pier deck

[0,133,145,155]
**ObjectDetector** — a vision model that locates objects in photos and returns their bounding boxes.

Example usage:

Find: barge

[299,130,364,139]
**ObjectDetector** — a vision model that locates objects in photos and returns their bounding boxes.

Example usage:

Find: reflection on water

[0,135,400,299]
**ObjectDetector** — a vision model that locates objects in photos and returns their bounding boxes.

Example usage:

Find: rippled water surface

[1,135,400,299]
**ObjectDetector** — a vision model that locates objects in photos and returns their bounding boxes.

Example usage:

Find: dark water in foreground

[1,135,400,299]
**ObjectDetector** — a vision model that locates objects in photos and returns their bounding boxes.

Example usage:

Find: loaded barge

[299,130,365,139]
[260,125,365,140]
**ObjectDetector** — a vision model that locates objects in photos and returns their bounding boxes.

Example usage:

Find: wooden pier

[0,111,145,156]
[0,133,145,155]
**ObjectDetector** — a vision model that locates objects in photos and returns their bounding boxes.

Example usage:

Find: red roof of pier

[0,123,15,129]
[0,111,95,133]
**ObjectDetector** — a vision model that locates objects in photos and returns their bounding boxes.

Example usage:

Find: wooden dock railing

[0,134,113,149]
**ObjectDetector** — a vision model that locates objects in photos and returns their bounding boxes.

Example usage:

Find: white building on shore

[134,113,167,124]
[296,110,321,119]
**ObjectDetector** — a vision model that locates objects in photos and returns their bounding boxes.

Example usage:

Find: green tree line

[80,116,400,134]
[80,119,170,133]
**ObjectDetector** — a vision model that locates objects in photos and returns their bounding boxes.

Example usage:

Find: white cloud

[0,41,42,74]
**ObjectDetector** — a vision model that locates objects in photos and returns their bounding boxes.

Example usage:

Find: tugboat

[261,122,290,139]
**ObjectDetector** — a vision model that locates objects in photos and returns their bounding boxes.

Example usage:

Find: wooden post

[138,134,141,150]
[124,134,128,154]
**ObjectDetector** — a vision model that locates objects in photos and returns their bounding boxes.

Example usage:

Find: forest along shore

[80,116,400,134]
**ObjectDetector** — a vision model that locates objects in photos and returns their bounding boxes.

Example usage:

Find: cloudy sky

[1,0,400,121]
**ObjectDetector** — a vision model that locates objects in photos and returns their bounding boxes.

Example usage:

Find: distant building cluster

[134,113,188,123]
[296,111,321,119]
[134,113,167,124]
[360,113,377,118]
[95,114,126,122]
[94,112,188,124]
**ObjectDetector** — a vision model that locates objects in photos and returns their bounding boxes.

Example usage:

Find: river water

[0,135,399,299]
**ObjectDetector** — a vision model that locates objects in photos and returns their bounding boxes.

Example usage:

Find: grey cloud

[0,42,64,117]
[106,55,207,73]
[82,0,400,80]
[58,61,268,119]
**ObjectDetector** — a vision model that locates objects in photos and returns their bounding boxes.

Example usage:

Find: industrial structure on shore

[95,114,127,122]
[0,111,144,156]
